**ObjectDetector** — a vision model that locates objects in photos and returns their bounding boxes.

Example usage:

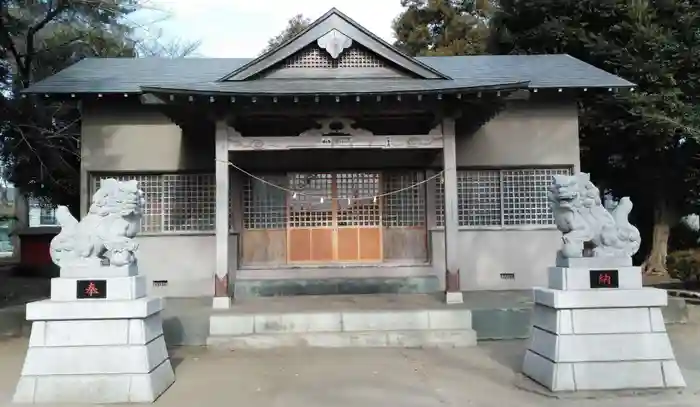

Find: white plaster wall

[135,234,238,298]
[455,100,581,169]
[431,230,561,290]
[80,101,214,215]
[81,104,185,172]
[425,100,580,291]
[135,235,214,298]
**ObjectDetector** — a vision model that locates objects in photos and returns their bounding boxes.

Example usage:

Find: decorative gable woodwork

[218,8,448,81]
[282,44,387,69]
[317,29,352,59]
[260,43,405,79]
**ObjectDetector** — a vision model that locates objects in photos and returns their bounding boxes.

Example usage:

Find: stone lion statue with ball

[548,172,641,259]
[49,178,145,268]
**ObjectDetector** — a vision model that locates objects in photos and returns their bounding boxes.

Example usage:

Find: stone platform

[13,274,175,404]
[4,291,689,346]
[522,263,686,392]
[208,294,477,349]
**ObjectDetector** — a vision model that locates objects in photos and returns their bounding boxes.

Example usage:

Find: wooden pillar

[441,116,463,304]
[213,120,231,309]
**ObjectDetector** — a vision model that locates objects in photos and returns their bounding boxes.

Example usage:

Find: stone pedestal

[13,266,175,404]
[522,259,686,392]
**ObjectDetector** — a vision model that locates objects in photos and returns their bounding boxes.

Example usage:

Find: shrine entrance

[287,172,383,264]
[238,157,431,268]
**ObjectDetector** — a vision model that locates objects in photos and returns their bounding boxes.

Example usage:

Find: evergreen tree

[393,0,496,56]
[490,0,700,274]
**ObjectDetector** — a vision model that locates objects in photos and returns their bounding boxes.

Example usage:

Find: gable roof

[218,8,449,81]
[21,8,636,96]
[23,54,635,95]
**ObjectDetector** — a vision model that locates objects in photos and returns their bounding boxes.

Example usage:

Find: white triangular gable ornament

[317,29,353,59]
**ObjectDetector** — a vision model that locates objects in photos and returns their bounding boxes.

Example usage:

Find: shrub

[667,249,700,284]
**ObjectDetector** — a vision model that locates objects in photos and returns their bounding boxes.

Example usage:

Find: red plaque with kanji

[589,269,619,289]
[76,280,107,299]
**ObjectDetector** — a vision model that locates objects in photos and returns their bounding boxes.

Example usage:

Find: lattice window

[282,44,386,69]
[288,173,333,228]
[284,46,332,68]
[91,173,215,233]
[434,167,572,228]
[338,47,385,68]
[39,207,57,225]
[383,171,426,227]
[336,172,381,227]
[242,174,287,229]
[229,171,235,230]
[91,174,163,233]
[435,176,445,227]
[458,170,501,227]
[163,174,216,232]
[502,168,571,226]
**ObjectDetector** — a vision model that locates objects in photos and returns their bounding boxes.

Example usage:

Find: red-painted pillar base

[445,270,463,304]
[213,275,231,309]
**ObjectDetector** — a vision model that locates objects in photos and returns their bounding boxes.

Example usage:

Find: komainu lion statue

[548,173,641,258]
[49,178,145,268]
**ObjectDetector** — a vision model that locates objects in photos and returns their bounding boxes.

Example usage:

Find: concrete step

[210,309,473,335]
[208,309,476,348]
[207,329,477,349]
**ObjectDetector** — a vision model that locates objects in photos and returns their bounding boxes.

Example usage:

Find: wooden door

[335,172,382,262]
[287,172,383,264]
[287,173,334,263]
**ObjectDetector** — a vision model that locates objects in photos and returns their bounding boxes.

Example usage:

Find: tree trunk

[642,198,673,276]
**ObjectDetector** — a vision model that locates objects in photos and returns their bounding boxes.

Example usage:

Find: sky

[132,0,405,58]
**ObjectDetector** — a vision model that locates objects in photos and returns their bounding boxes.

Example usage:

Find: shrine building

[24,9,634,308]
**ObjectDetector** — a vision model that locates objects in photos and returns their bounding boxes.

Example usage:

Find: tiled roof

[24,54,634,95]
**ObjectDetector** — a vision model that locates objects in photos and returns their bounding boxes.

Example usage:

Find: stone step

[209,309,473,336]
[208,308,476,349]
[207,329,477,349]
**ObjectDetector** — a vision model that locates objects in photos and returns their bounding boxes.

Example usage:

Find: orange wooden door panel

[288,228,311,262]
[358,227,382,261]
[310,228,334,262]
[286,171,383,264]
[336,228,359,261]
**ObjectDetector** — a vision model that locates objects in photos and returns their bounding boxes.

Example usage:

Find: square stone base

[212,296,232,309]
[523,270,685,392]
[14,298,175,403]
[523,350,685,392]
[14,359,175,403]
[444,291,464,305]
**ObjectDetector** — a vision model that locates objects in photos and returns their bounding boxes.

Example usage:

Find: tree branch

[27,31,90,57]
[22,0,70,87]
[0,5,27,79]
[28,0,68,37]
